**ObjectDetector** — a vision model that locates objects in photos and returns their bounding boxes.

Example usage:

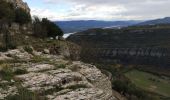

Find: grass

[30,56,50,63]
[0,65,14,81]
[24,46,33,54]
[6,86,44,100]
[56,64,66,69]
[14,68,28,75]
[125,69,170,97]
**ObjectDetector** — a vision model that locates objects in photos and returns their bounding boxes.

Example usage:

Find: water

[63,32,76,38]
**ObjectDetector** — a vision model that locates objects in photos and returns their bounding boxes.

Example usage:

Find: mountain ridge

[137,17,170,25]
[55,20,142,33]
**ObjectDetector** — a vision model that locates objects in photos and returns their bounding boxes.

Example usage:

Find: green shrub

[15,8,31,25]
[24,46,33,54]
[0,66,13,81]
[112,79,156,100]
[57,64,66,68]
[42,18,63,38]
[0,1,31,24]
[32,17,63,38]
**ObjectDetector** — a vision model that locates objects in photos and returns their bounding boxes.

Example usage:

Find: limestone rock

[5,0,30,12]
[0,48,116,100]
[43,49,50,54]
[4,49,33,60]
[0,53,13,61]
[0,80,18,99]
[26,64,55,72]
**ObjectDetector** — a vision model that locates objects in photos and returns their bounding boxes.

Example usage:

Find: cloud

[30,0,170,21]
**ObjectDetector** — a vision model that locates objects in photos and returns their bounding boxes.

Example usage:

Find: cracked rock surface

[0,48,116,100]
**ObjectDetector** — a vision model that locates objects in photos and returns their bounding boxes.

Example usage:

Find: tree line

[33,17,63,39]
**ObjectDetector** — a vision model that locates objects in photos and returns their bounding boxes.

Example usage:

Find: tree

[32,16,47,38]
[42,18,63,38]
[32,17,63,39]
[15,8,31,25]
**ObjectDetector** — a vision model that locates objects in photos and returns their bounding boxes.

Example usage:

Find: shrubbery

[42,18,63,38]
[24,46,33,54]
[33,17,63,39]
[112,79,158,100]
[15,8,31,25]
[0,0,31,24]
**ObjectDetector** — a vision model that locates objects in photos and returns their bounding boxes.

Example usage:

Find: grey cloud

[42,0,170,20]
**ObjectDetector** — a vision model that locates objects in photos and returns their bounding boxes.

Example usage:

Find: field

[125,69,170,97]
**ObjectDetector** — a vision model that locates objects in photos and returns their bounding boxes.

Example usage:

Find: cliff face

[0,23,33,49]
[5,0,30,12]
[68,25,170,66]
[0,47,115,100]
[0,0,32,49]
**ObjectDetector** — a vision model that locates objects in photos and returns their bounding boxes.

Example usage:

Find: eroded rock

[0,48,116,100]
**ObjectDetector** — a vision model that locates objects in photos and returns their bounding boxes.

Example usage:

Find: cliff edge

[0,47,116,100]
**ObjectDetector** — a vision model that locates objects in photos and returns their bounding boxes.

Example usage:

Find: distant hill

[138,17,170,25]
[67,24,170,67]
[55,20,141,33]
[68,24,170,48]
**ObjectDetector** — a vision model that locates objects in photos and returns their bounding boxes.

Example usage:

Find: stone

[4,49,33,60]
[0,79,18,99]
[0,48,116,100]
[27,64,55,72]
[0,86,18,99]
[48,88,104,100]
[43,49,50,54]
[0,53,13,61]
[5,0,30,12]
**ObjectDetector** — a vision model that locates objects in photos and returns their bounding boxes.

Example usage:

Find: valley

[67,24,170,99]
[125,69,170,98]
[0,0,170,99]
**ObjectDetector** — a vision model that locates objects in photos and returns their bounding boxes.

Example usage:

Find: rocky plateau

[0,47,116,100]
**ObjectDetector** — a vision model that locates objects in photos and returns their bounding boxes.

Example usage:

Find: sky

[23,0,170,21]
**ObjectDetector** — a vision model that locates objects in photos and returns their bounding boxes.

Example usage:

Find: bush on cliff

[33,16,48,38]
[15,8,31,25]
[42,18,63,38]
[0,1,31,25]
[33,17,63,39]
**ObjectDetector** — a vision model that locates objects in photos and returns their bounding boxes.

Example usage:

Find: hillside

[67,24,170,71]
[138,17,170,25]
[1,0,170,99]
[0,0,119,100]
[67,24,170,99]
[56,20,141,33]
[68,24,170,48]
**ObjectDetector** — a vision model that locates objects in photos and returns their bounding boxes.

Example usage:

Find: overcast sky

[23,0,170,21]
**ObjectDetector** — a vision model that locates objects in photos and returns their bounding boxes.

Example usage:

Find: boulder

[43,49,50,54]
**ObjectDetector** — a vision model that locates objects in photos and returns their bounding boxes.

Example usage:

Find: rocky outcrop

[0,0,32,49]
[0,48,116,100]
[88,48,168,58]
[81,47,170,66]
[5,0,30,12]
